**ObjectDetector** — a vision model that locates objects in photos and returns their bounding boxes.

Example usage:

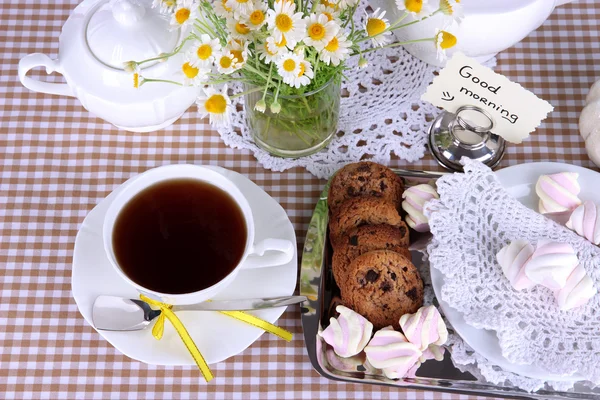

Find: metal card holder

[428,106,507,172]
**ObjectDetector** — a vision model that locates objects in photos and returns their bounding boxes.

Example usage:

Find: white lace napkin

[425,159,600,386]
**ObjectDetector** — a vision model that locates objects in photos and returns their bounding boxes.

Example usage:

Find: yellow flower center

[283,59,296,72]
[231,49,244,63]
[205,94,227,114]
[325,36,339,52]
[249,10,265,25]
[366,18,386,37]
[275,14,293,32]
[197,44,212,60]
[182,62,199,78]
[219,56,232,68]
[222,0,232,11]
[438,30,457,49]
[323,11,334,21]
[235,22,250,35]
[133,73,139,88]
[297,63,305,77]
[175,8,190,24]
[308,23,326,40]
[276,36,287,48]
[405,0,422,13]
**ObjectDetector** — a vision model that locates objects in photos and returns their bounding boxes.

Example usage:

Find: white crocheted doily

[216,0,441,179]
[424,159,600,388]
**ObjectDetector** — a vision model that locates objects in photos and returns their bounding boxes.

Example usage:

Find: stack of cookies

[328,162,424,330]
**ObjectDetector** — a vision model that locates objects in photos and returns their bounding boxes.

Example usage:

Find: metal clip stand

[428,105,506,172]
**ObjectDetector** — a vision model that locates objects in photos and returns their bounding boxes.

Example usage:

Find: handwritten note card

[421,53,553,144]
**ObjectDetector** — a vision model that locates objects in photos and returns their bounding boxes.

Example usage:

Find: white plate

[71,166,297,366]
[431,162,600,382]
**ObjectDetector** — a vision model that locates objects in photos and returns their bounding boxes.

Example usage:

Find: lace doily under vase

[425,159,600,387]
[216,1,440,179]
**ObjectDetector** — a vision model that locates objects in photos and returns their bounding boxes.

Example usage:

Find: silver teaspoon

[92,295,307,331]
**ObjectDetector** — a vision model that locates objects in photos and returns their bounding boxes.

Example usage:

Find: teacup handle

[18,53,75,97]
[242,239,295,269]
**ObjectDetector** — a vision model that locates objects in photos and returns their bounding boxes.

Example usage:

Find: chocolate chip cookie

[328,162,404,213]
[332,224,411,287]
[328,196,403,247]
[341,250,423,330]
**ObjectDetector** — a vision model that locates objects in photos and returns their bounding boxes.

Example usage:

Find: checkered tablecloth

[1,1,598,399]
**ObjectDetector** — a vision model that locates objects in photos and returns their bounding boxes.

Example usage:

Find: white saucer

[432,162,600,382]
[72,166,297,366]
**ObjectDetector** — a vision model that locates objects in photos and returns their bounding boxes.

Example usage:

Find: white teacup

[102,164,295,305]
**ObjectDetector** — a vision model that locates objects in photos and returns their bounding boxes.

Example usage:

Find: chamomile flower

[197,85,233,126]
[188,34,222,67]
[439,0,464,23]
[314,4,340,22]
[303,13,340,51]
[337,0,359,10]
[152,0,177,13]
[319,31,351,66]
[213,0,233,17]
[266,1,307,48]
[227,17,253,40]
[180,57,210,86]
[320,0,339,10]
[257,39,281,63]
[225,0,254,19]
[287,59,313,88]
[396,0,434,20]
[226,39,250,68]
[266,35,292,54]
[276,52,302,81]
[170,0,197,29]
[216,52,238,74]
[364,8,391,47]
[243,1,268,30]
[434,29,457,61]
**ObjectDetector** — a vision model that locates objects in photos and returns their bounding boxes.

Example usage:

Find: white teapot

[369,0,575,67]
[18,0,197,132]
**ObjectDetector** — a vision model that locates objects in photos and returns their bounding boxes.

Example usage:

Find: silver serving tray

[299,168,599,399]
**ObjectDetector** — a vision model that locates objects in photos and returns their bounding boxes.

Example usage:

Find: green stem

[231,86,265,99]
[136,36,194,66]
[261,63,274,102]
[142,78,183,86]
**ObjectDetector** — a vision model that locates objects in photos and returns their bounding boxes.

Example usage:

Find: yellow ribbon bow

[139,294,293,382]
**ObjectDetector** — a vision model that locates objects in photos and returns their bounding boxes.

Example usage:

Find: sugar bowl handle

[18,53,75,97]
[243,239,295,269]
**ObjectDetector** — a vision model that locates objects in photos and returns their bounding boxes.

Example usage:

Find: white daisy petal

[303,13,340,51]
[213,0,234,18]
[395,0,434,20]
[170,0,198,29]
[180,55,210,86]
[197,85,233,126]
[187,34,222,67]
[266,1,307,48]
[364,8,392,47]
[227,17,253,40]
[319,31,351,66]
[243,1,268,30]
[225,0,254,19]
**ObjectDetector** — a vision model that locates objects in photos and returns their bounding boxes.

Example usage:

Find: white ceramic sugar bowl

[369,0,575,67]
[18,0,196,132]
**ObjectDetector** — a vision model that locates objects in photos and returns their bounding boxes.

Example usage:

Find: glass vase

[244,78,341,158]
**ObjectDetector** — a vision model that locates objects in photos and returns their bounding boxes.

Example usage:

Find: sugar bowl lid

[86,0,180,69]
[428,106,506,172]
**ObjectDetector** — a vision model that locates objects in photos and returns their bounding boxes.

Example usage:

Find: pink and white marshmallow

[555,264,597,311]
[398,305,448,351]
[525,240,579,290]
[496,240,536,291]
[401,184,439,232]
[566,200,600,245]
[364,327,422,379]
[319,305,373,358]
[535,172,582,214]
